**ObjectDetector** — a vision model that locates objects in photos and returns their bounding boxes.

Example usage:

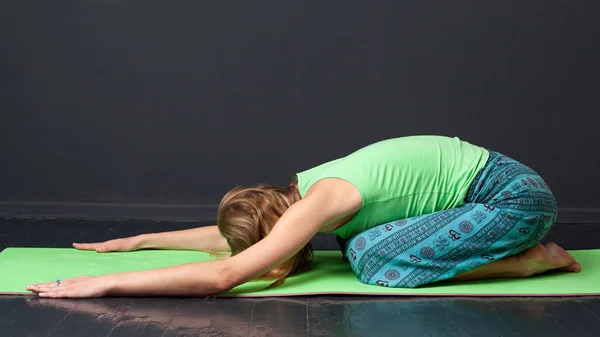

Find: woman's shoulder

[303,178,362,214]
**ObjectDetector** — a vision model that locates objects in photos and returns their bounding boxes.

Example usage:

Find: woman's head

[216,179,313,287]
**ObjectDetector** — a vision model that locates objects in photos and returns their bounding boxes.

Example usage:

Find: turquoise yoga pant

[341,151,557,288]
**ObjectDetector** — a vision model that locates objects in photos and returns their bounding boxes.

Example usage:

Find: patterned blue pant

[342,151,557,288]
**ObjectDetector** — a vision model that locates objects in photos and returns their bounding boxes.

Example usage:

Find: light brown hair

[217,178,313,288]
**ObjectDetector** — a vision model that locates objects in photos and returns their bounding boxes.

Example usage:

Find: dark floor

[1,218,600,337]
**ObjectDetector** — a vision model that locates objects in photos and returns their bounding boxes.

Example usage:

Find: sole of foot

[519,242,581,276]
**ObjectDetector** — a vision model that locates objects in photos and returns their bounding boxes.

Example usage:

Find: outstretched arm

[138,226,230,251]
[73,225,230,253]
[27,185,356,298]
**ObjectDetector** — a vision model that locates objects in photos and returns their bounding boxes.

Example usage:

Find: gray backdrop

[1,1,598,222]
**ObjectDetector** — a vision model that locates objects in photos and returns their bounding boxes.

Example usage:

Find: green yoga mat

[0,248,598,297]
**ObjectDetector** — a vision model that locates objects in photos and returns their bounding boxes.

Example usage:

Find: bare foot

[518,242,581,276]
[544,242,582,273]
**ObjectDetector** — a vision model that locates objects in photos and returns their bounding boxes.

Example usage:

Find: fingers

[95,246,109,253]
[28,287,73,298]
[27,277,91,293]
[72,243,104,251]
[73,242,111,253]
[28,280,62,289]
[26,275,100,299]
[27,284,54,293]
[38,290,73,298]
[73,239,131,253]
[27,281,68,292]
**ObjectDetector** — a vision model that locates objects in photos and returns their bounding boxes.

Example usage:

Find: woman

[27,135,580,298]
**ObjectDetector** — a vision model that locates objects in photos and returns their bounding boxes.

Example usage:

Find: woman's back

[296,135,489,238]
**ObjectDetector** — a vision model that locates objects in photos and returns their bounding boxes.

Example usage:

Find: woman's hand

[73,237,142,253]
[73,226,230,252]
[26,275,115,298]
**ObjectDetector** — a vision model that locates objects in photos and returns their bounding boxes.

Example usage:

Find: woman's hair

[216,178,313,288]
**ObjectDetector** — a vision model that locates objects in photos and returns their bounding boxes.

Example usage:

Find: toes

[558,261,581,273]
[569,262,582,273]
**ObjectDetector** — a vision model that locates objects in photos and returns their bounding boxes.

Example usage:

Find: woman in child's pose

[27,135,580,298]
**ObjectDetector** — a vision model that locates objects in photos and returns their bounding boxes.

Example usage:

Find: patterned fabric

[343,151,557,288]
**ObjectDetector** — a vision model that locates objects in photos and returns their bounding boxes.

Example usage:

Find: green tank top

[296,135,489,239]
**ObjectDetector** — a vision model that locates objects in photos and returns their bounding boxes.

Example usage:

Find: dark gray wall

[1,1,599,220]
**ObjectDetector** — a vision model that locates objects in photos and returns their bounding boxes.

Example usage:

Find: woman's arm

[27,180,361,298]
[73,225,230,253]
[138,226,230,251]
[113,191,352,296]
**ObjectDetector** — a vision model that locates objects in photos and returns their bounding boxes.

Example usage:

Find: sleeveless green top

[296,135,489,239]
